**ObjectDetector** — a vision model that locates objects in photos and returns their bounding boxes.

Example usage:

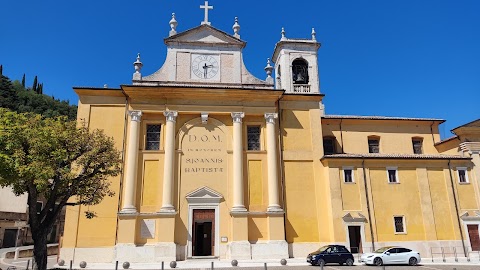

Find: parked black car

[307,245,355,266]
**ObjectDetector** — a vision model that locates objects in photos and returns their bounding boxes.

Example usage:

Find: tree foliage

[0,109,122,270]
[0,73,77,120]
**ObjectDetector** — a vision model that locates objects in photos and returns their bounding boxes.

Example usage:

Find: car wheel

[373,257,383,266]
[408,257,418,266]
[346,258,354,266]
[318,259,325,267]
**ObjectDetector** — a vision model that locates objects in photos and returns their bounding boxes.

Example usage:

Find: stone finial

[232,17,240,38]
[133,53,143,81]
[281,27,287,41]
[311,28,316,41]
[169,13,178,37]
[201,112,209,124]
[264,58,274,84]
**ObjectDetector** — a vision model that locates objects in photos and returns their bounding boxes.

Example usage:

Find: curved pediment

[186,186,224,204]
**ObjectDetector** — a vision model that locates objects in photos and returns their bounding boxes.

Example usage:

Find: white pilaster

[121,110,142,213]
[231,112,247,212]
[160,111,178,212]
[265,113,282,212]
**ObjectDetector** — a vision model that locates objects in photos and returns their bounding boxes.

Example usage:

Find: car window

[387,248,398,254]
[317,246,329,252]
[398,248,411,253]
[325,247,333,253]
[374,247,391,253]
[339,247,349,253]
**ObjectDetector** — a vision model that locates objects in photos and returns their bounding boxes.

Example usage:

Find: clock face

[191,54,220,80]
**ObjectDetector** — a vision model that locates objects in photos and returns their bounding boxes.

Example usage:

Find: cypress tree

[32,76,38,92]
[22,74,26,87]
[0,65,3,75]
[38,83,43,94]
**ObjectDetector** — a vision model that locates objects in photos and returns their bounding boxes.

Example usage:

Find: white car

[360,246,421,266]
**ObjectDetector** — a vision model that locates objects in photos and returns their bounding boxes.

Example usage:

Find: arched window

[292,59,309,84]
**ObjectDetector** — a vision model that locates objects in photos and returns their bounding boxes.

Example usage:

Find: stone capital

[128,110,142,122]
[264,113,278,124]
[164,111,178,122]
[231,112,245,123]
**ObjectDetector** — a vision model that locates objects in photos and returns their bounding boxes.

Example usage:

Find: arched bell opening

[292,59,309,84]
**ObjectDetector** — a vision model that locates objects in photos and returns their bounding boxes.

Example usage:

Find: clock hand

[202,63,215,78]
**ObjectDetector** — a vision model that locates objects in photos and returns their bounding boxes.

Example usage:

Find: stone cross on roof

[200,0,213,25]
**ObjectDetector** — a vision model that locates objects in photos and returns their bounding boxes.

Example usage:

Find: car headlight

[367,255,374,258]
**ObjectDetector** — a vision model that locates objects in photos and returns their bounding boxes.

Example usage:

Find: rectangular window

[343,167,354,183]
[457,167,469,183]
[387,168,398,183]
[368,138,380,153]
[247,126,261,151]
[323,137,336,155]
[394,216,405,233]
[412,138,423,154]
[146,124,161,150]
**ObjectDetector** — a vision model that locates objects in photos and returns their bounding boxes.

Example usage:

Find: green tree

[0,75,19,110]
[22,73,26,87]
[0,65,3,75]
[0,109,121,270]
[32,75,38,92]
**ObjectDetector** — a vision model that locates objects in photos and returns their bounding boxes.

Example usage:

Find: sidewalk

[54,257,480,269]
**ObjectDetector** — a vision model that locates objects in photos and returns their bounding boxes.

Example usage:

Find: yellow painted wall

[370,168,425,241]
[322,119,441,154]
[248,216,267,242]
[248,160,264,211]
[340,169,361,211]
[427,169,456,240]
[284,161,319,242]
[75,105,126,247]
[140,159,162,213]
[455,169,478,210]
[282,110,312,151]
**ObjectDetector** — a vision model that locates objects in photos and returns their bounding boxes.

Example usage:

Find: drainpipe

[362,158,375,251]
[339,119,344,154]
[447,159,467,257]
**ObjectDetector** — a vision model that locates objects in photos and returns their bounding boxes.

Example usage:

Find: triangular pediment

[342,212,367,223]
[165,24,245,47]
[186,186,223,204]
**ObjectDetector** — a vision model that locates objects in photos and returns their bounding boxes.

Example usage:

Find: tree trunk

[32,232,48,270]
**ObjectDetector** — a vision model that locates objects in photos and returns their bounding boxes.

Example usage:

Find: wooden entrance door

[467,224,480,251]
[192,209,215,256]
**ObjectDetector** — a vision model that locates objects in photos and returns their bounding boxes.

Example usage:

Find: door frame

[462,220,480,252]
[344,222,367,253]
[188,204,220,258]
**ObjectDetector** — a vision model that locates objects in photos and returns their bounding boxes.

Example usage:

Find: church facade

[61,4,480,263]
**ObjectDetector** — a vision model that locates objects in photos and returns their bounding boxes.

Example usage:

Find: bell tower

[272,28,321,94]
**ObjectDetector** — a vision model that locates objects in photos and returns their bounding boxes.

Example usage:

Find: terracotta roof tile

[322,153,469,160]
[322,115,445,122]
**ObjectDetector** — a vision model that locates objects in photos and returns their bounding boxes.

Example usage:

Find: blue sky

[1,0,479,138]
